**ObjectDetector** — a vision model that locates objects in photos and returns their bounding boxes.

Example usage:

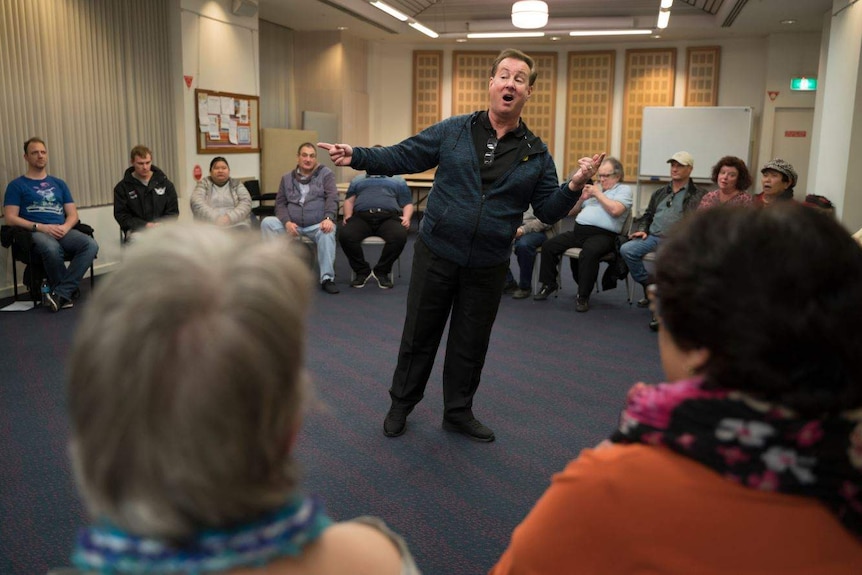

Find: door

[771,108,814,196]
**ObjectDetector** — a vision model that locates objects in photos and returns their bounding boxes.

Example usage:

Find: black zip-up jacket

[113,165,179,233]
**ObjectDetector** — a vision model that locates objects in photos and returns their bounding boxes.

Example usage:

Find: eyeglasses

[483,137,498,166]
[596,172,615,179]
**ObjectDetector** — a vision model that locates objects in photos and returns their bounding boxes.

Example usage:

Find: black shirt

[471,111,528,191]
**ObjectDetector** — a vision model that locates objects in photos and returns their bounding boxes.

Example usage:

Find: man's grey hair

[603,157,625,180]
[68,224,313,540]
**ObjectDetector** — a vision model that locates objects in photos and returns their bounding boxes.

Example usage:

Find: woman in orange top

[490,204,862,575]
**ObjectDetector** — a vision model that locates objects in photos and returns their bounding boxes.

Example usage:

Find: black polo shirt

[472,111,528,191]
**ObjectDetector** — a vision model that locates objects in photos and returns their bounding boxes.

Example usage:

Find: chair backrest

[244,178,261,200]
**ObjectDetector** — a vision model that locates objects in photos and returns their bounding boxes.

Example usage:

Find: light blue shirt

[575,182,633,233]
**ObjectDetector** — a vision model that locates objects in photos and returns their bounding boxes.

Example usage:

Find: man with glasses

[620,151,705,329]
[319,48,603,442]
[534,157,632,312]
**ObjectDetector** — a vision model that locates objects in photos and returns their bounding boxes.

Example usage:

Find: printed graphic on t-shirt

[27,181,65,217]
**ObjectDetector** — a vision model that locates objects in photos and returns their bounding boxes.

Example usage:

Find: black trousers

[338,211,407,275]
[390,238,508,422]
[538,224,616,298]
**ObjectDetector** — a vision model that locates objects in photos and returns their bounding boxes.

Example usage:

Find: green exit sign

[790,77,817,91]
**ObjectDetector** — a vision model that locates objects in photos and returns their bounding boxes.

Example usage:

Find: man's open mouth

[503,94,514,102]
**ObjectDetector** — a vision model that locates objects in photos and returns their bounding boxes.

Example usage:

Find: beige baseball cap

[667,151,694,167]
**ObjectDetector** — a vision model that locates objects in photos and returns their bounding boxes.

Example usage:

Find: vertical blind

[0,0,177,208]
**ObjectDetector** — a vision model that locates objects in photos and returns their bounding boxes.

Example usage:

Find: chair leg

[11,256,20,300]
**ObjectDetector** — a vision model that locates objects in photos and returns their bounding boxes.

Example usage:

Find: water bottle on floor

[40,279,50,306]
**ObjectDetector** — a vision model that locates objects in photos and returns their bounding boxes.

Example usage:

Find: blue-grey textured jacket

[350,112,582,267]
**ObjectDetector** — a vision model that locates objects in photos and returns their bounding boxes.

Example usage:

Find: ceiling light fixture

[467,31,545,39]
[409,21,439,38]
[370,0,409,22]
[511,0,549,29]
[657,8,671,29]
[660,0,673,8]
[569,29,653,37]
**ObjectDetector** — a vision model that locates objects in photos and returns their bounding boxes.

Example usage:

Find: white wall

[180,0,261,197]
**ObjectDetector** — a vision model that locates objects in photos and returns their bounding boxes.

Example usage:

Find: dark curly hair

[710,156,752,192]
[654,204,862,417]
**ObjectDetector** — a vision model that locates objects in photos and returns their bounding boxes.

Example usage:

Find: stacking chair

[244,179,275,227]
[538,211,632,299]
[627,251,656,304]
[349,235,402,284]
[1,223,96,302]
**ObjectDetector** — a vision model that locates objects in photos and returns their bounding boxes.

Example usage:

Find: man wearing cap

[621,151,705,325]
[756,158,797,207]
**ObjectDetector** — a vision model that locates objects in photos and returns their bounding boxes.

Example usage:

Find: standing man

[340,167,414,289]
[620,151,705,328]
[3,137,99,311]
[260,142,339,294]
[534,157,632,312]
[320,48,602,442]
[113,145,179,243]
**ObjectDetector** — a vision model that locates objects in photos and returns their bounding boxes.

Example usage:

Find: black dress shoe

[442,417,495,442]
[533,284,557,301]
[575,296,589,312]
[383,406,412,437]
[502,279,518,294]
[637,297,650,308]
[649,317,660,332]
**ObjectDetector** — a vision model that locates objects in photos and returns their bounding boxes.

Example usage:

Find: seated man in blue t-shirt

[3,137,99,311]
[339,168,413,289]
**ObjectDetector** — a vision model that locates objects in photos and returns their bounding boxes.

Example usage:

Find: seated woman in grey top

[190,156,252,228]
[61,224,421,575]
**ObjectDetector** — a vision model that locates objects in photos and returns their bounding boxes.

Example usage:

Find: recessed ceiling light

[337,26,348,30]
[780,19,797,25]
[456,38,467,43]
[550,36,560,41]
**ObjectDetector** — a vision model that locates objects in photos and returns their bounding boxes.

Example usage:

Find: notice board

[639,106,753,180]
[195,89,260,153]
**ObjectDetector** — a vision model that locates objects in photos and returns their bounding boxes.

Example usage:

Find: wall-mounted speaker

[232,0,259,17]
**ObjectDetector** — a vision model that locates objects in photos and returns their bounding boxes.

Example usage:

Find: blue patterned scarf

[72,495,332,573]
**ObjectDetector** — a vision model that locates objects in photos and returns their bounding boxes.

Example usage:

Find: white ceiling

[259,0,835,44]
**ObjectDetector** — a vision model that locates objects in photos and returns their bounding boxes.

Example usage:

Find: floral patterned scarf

[610,376,862,540]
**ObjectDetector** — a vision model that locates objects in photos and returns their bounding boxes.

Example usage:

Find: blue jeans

[260,216,336,282]
[30,229,99,300]
[620,234,661,285]
[505,231,546,289]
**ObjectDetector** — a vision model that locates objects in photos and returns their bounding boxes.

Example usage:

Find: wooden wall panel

[564,51,615,176]
[413,50,443,134]
[621,49,676,180]
[685,46,721,106]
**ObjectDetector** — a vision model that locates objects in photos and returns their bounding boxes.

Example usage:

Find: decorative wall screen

[413,51,443,134]
[564,51,615,177]
[685,46,721,106]
[451,51,556,155]
[621,49,676,180]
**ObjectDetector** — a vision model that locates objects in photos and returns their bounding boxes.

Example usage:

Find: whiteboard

[638,106,753,180]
